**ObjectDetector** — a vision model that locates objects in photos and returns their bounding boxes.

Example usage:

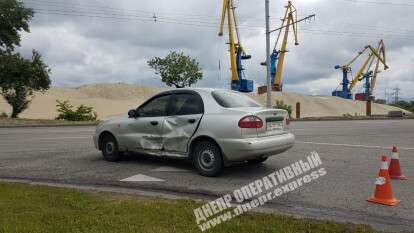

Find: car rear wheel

[101,135,122,162]
[193,141,223,177]
[248,157,268,164]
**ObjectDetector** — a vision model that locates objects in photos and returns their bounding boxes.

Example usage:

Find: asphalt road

[1,120,413,231]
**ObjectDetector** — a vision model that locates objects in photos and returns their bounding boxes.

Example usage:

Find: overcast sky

[18,0,414,100]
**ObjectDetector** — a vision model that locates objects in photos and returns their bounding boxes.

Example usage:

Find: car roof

[162,88,239,94]
[156,88,225,95]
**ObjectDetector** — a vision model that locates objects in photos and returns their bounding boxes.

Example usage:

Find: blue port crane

[270,1,299,92]
[259,2,314,93]
[218,0,253,92]
[332,40,388,100]
[351,40,388,101]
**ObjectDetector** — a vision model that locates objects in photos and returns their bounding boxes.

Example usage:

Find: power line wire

[25,0,414,36]
[24,0,273,26]
[24,0,221,20]
[343,0,414,7]
[33,9,414,41]
[26,2,414,41]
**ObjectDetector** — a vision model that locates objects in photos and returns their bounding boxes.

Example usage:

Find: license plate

[266,122,283,131]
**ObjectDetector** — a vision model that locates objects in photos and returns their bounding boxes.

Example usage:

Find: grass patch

[0,182,383,233]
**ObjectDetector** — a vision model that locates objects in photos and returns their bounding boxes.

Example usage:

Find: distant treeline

[376,99,414,113]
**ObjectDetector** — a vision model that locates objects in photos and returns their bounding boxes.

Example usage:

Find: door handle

[150,121,158,126]
[188,119,196,124]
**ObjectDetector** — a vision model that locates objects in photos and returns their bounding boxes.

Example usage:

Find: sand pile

[249,92,408,118]
[0,83,408,119]
[0,83,160,119]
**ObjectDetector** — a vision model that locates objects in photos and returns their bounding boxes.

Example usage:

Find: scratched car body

[94,88,295,176]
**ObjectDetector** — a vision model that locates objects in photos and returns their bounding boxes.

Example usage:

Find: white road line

[295,141,414,150]
[120,174,165,182]
[37,136,92,140]
[151,166,190,172]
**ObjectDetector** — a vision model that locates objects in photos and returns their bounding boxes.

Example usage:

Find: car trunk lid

[233,107,288,138]
[254,109,288,137]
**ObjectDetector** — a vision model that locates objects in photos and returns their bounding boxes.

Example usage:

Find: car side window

[138,94,171,117]
[170,93,203,116]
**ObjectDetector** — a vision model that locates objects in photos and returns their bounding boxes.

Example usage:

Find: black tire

[247,157,268,164]
[101,135,122,162]
[193,140,223,177]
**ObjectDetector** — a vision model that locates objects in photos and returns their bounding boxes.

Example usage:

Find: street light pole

[265,0,272,108]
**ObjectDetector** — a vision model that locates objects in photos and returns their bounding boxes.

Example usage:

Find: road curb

[0,123,98,128]
[292,115,414,122]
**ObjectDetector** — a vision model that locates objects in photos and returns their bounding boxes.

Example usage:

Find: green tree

[0,0,50,118]
[148,51,203,88]
[0,0,34,52]
[0,50,51,118]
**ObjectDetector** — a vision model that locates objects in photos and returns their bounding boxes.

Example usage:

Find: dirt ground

[0,83,408,120]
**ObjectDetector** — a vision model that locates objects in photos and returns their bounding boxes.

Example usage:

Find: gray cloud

[17,0,414,100]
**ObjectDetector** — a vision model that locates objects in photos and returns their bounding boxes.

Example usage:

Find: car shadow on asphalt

[120,152,194,169]
[111,152,282,178]
[221,162,282,178]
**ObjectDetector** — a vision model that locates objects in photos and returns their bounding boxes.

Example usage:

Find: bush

[0,112,7,118]
[273,100,292,118]
[55,100,98,121]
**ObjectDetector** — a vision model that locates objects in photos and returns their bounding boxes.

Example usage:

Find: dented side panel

[119,116,165,156]
[162,114,202,154]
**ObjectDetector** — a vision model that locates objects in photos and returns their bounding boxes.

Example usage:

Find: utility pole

[392,87,401,104]
[265,0,272,108]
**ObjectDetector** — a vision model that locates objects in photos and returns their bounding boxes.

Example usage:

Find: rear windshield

[212,90,262,108]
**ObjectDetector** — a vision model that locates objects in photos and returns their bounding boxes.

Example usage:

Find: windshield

[212,90,262,108]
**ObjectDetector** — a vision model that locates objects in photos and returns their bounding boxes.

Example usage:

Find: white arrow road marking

[120,174,165,182]
[151,166,190,172]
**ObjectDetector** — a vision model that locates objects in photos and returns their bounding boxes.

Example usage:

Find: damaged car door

[129,94,171,155]
[162,92,204,157]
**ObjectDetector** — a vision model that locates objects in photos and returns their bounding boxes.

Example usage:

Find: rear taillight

[286,117,290,125]
[238,115,263,128]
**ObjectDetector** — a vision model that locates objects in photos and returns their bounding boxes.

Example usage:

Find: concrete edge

[292,115,414,122]
[1,116,414,128]
[0,122,99,128]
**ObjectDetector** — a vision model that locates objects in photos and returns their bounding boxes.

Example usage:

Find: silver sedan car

[94,88,294,176]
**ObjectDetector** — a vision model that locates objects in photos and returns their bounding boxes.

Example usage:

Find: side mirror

[128,109,137,118]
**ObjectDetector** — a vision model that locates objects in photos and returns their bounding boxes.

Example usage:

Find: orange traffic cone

[367,155,400,206]
[389,146,407,180]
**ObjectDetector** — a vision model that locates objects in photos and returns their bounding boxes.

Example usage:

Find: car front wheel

[101,135,122,162]
[193,140,223,177]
